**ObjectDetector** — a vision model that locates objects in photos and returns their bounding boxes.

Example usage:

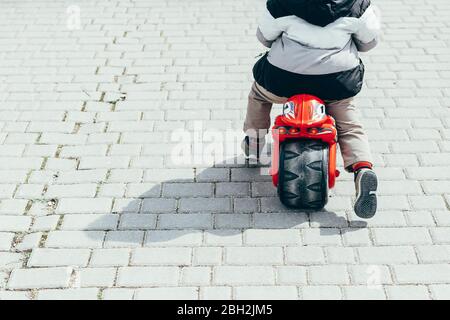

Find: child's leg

[325,98,373,172]
[243,82,287,137]
[326,98,377,218]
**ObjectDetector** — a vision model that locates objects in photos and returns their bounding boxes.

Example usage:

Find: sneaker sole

[354,170,378,219]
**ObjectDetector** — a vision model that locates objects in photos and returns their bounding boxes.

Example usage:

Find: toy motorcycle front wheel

[278,140,329,209]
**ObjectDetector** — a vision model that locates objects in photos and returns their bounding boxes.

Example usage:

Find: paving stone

[205,230,243,246]
[0,291,32,300]
[416,245,450,263]
[57,170,108,184]
[8,267,72,289]
[119,214,157,230]
[131,248,192,266]
[90,249,130,267]
[0,271,7,289]
[134,287,198,300]
[179,198,231,213]
[357,246,418,264]
[15,232,42,251]
[343,286,386,300]
[46,231,105,248]
[200,287,232,300]
[404,211,435,227]
[0,199,29,215]
[28,249,91,267]
[37,288,99,300]
[234,286,298,300]
[15,184,45,199]
[309,211,349,228]
[104,231,144,248]
[429,285,450,299]
[225,247,283,265]
[99,184,126,198]
[61,214,119,230]
[79,268,116,287]
[409,195,447,210]
[214,266,275,285]
[31,215,60,232]
[244,229,301,245]
[193,247,222,266]
[372,227,432,246]
[325,247,356,264]
[103,288,135,300]
[302,228,342,246]
[0,252,23,270]
[430,227,450,244]
[158,213,213,229]
[145,230,203,247]
[285,247,325,265]
[125,183,160,198]
[341,228,372,246]
[394,264,450,284]
[45,184,97,198]
[215,182,249,197]
[116,267,179,287]
[301,286,342,300]
[433,211,450,227]
[386,285,431,300]
[181,267,211,286]
[276,266,307,285]
[0,185,17,199]
[233,198,258,213]
[141,198,177,213]
[254,213,308,229]
[196,168,230,182]
[309,266,350,285]
[0,215,31,232]
[349,265,393,285]
[56,198,113,214]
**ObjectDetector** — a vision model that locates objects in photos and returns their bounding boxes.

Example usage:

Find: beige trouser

[243,82,373,171]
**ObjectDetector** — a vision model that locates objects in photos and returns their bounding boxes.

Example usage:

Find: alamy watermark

[366,265,382,291]
[170,121,272,170]
[66,5,81,30]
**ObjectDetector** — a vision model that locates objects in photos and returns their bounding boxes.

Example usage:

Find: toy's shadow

[88,156,366,247]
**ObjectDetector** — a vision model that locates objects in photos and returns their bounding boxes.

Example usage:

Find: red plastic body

[269,94,339,189]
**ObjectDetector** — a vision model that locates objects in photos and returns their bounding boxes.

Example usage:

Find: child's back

[254,0,380,100]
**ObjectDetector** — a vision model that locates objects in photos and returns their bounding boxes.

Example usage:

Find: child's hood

[266,0,370,27]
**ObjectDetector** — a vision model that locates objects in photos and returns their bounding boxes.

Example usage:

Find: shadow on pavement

[86,156,367,246]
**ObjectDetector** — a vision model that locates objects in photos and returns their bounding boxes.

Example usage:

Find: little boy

[243,0,381,218]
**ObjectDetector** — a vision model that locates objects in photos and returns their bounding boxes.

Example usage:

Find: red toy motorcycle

[270,94,340,209]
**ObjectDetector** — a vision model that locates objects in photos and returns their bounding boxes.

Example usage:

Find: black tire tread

[278,140,329,209]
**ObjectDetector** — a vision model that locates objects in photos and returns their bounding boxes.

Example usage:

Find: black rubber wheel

[278,140,329,209]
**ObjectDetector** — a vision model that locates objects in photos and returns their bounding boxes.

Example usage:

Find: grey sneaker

[354,168,378,218]
[241,136,265,160]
